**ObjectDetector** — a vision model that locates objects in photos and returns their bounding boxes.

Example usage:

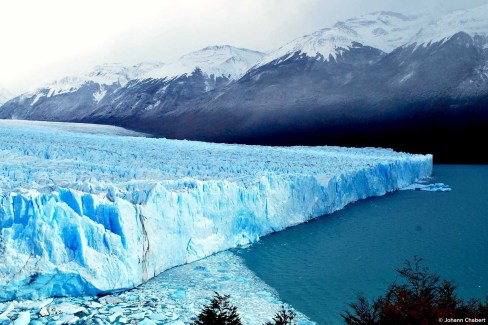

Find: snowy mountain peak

[87,63,132,86]
[356,11,415,23]
[88,62,165,84]
[411,4,488,46]
[29,64,133,99]
[256,10,427,68]
[22,62,166,100]
[10,45,263,107]
[143,45,265,80]
[129,62,166,76]
[199,45,237,51]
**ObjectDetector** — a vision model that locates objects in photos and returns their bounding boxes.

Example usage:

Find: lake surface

[235,165,488,324]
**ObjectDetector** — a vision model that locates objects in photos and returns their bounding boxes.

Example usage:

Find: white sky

[0,0,485,94]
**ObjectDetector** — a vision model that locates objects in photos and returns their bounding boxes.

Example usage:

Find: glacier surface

[0,120,432,301]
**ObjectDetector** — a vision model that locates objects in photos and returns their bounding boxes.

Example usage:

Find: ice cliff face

[0,120,432,301]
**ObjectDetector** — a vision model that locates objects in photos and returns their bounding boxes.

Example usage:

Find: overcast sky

[0,0,485,93]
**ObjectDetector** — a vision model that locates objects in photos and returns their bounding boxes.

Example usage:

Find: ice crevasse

[0,120,433,301]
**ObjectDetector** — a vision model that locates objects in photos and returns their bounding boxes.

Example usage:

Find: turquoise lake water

[235,165,488,324]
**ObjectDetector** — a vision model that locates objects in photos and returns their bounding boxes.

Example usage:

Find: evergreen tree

[264,305,297,325]
[192,292,242,325]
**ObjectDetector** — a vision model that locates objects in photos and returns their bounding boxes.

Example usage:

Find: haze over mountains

[1,5,488,162]
[0,88,13,106]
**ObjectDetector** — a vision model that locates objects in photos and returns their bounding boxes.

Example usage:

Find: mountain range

[1,5,488,162]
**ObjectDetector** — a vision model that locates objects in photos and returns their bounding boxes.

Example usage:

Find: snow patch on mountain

[143,45,265,80]
[93,85,108,103]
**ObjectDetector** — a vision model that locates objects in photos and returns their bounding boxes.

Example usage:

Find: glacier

[0,120,432,301]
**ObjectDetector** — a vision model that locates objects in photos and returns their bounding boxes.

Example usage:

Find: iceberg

[0,120,432,301]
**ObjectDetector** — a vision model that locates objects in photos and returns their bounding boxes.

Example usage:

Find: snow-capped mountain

[0,87,13,105]
[411,4,488,46]
[23,62,165,100]
[0,45,264,123]
[256,11,427,67]
[150,5,488,163]
[255,5,488,69]
[34,45,263,98]
[143,45,265,80]
[9,45,263,109]
[12,63,157,108]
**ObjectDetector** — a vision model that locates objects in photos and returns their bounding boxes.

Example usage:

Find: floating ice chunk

[401,182,451,192]
[39,307,49,317]
[48,303,85,315]
[108,312,123,323]
[0,303,14,318]
[14,298,53,311]
[13,311,30,325]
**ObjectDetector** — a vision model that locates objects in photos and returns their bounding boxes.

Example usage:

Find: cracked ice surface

[0,251,314,325]
[0,120,432,300]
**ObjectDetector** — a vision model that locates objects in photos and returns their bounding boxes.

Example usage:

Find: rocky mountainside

[1,5,488,162]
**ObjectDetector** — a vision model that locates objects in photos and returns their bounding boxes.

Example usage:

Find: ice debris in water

[0,251,315,325]
[401,180,452,192]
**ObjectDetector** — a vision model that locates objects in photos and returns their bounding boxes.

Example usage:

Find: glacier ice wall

[0,120,432,301]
